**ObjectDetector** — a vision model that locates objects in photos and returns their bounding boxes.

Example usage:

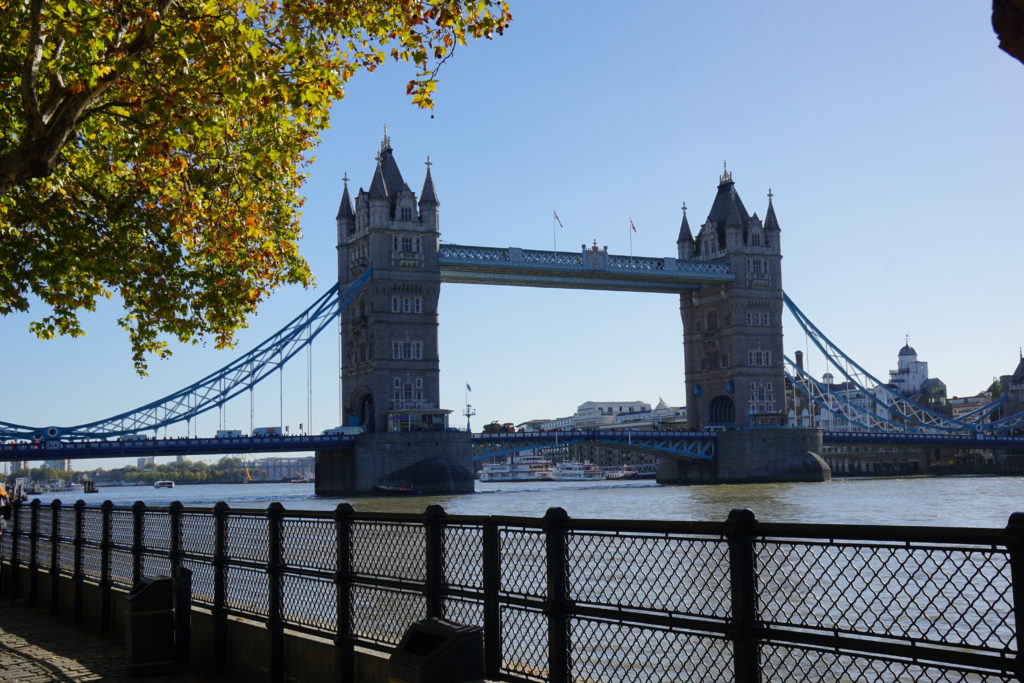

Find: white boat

[550,461,605,481]
[605,466,640,480]
[153,480,175,489]
[479,452,552,482]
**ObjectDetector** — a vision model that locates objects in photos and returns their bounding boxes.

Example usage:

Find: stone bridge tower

[678,166,786,429]
[336,132,441,432]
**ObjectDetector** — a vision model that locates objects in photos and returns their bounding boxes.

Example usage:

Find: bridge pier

[314,432,475,496]
[659,428,829,485]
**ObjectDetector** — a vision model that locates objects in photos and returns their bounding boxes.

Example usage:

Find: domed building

[889,341,929,396]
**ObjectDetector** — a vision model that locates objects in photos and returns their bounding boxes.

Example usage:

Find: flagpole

[629,218,633,261]
[553,211,556,251]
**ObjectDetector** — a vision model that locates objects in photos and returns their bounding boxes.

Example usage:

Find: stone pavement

[0,600,226,682]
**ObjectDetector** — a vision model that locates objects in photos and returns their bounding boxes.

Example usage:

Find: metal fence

[1,499,1021,682]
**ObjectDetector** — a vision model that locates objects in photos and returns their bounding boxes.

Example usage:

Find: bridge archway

[709,395,734,425]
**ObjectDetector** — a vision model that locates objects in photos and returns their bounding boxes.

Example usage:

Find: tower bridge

[4,133,1023,492]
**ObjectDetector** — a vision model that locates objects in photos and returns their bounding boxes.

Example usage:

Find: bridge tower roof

[706,172,751,230]
[336,177,355,220]
[677,204,694,246]
[764,191,780,231]
[420,161,439,205]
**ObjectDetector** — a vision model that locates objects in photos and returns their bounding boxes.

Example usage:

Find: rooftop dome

[899,343,917,357]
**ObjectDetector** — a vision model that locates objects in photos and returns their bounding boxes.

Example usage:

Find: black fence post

[725,508,762,683]
[28,498,40,606]
[49,499,61,615]
[1005,512,1024,682]
[73,499,85,623]
[266,502,285,683]
[168,501,182,580]
[168,501,191,667]
[424,504,447,619]
[131,500,145,588]
[334,503,354,681]
[544,507,570,683]
[99,499,113,633]
[7,501,20,598]
[482,518,501,679]
[211,501,229,675]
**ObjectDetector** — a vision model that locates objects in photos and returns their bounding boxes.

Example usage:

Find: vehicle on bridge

[322,426,364,436]
[216,429,243,438]
[482,421,516,434]
[252,427,282,437]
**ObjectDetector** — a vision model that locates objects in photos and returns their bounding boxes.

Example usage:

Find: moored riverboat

[479,451,553,482]
[550,461,605,481]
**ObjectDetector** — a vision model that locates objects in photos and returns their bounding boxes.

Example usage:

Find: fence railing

[1,499,1021,682]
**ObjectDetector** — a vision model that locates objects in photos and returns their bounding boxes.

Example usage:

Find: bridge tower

[678,166,786,429]
[336,131,441,432]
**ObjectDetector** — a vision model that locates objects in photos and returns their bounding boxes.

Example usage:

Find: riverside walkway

[0,600,224,682]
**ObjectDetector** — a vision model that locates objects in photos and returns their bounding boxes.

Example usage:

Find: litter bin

[124,575,175,676]
[388,618,485,683]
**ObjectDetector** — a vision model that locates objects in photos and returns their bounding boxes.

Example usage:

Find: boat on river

[479,452,552,482]
[605,466,640,480]
[153,480,175,489]
[550,461,605,481]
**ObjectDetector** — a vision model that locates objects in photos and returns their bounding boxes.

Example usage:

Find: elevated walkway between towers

[438,243,735,292]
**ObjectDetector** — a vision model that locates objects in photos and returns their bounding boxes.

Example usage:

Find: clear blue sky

[3,1,1023,470]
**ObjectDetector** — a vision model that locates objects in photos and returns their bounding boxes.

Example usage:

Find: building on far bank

[254,456,315,481]
[889,342,929,396]
[136,456,156,469]
[42,458,71,471]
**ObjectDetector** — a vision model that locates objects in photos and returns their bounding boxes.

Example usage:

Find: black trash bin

[389,618,485,683]
[124,575,175,676]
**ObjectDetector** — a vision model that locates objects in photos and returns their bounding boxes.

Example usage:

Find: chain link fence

[1,498,1020,682]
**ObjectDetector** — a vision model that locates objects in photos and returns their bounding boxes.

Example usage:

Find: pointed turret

[419,157,439,232]
[336,174,355,221]
[368,157,388,199]
[764,188,780,231]
[420,158,439,206]
[676,203,694,258]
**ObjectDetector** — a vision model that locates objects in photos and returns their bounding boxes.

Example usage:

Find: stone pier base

[658,428,830,485]
[315,431,476,496]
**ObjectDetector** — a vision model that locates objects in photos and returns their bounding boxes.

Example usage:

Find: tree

[0,0,511,372]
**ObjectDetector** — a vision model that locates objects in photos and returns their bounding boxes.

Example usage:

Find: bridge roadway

[1,429,1020,462]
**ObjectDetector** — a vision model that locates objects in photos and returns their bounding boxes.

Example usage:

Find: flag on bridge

[466,383,472,392]
[630,218,637,233]
[553,210,563,228]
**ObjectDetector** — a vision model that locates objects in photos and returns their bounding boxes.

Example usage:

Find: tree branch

[21,0,47,137]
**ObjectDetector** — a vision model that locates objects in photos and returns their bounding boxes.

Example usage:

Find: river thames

[27,475,1024,527]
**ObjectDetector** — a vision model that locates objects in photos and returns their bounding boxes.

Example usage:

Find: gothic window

[707,350,720,369]
[748,381,776,414]
[392,341,424,360]
[751,232,761,246]
[401,206,413,221]
[745,310,771,327]
[721,353,729,368]
[706,309,719,331]
[393,235,422,253]
[392,296,423,313]
[357,294,367,317]
[748,350,771,367]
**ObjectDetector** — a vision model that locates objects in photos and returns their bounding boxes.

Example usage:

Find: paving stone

[0,600,227,681]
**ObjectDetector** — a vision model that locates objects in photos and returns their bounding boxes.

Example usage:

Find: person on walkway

[0,482,10,535]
